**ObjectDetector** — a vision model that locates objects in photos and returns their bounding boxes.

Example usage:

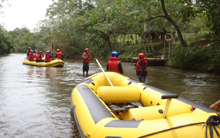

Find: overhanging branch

[139,15,166,23]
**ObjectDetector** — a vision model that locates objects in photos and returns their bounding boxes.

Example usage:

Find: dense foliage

[0,0,220,72]
[0,0,12,55]
[0,26,12,55]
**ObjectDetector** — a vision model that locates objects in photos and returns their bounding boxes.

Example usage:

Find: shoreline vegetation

[1,1,220,74]
[3,35,220,75]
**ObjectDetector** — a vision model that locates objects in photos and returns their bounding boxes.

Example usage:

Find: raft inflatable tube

[71,72,220,138]
[23,58,64,67]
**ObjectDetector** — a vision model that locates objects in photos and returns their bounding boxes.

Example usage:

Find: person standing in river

[136,53,148,83]
[107,51,123,74]
[82,48,91,76]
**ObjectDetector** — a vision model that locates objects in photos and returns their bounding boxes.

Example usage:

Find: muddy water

[0,53,220,137]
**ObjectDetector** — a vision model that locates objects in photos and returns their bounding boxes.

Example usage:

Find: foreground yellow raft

[71,72,220,138]
[23,58,64,67]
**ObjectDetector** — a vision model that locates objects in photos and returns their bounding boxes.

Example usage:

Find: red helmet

[138,53,145,59]
[85,48,89,51]
[57,49,60,52]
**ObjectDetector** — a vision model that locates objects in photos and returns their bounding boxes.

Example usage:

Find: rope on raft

[138,112,220,138]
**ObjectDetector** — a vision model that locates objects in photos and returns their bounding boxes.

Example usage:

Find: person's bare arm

[210,100,220,111]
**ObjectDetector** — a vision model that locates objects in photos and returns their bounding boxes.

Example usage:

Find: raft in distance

[23,58,64,67]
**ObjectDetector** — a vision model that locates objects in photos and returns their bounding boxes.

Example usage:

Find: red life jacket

[33,53,37,59]
[136,58,147,72]
[56,52,63,59]
[35,53,41,61]
[29,53,34,61]
[108,57,121,74]
[82,52,90,63]
[45,53,51,62]
[27,49,32,56]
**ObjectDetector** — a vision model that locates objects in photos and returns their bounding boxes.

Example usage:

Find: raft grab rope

[203,112,220,138]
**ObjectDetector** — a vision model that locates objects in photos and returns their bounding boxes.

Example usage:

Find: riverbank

[117,40,220,74]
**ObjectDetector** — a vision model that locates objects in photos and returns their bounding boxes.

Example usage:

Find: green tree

[0,0,12,55]
[0,26,12,55]
[45,0,97,57]
[75,0,143,55]
[135,0,194,47]
[194,0,220,38]
[9,27,36,53]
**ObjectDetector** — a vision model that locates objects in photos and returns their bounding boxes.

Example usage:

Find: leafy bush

[169,44,220,72]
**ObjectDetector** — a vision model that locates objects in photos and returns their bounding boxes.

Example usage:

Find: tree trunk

[123,34,125,49]
[216,0,220,14]
[113,34,117,51]
[108,35,112,51]
[155,32,164,45]
[144,34,150,53]
[141,33,147,53]
[78,0,83,15]
[161,0,187,47]
[149,32,155,52]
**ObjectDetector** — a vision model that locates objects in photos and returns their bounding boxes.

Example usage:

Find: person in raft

[39,51,44,59]
[82,48,91,76]
[106,51,123,74]
[28,50,35,61]
[35,51,44,62]
[136,53,148,83]
[45,51,53,62]
[50,51,54,60]
[26,47,32,58]
[56,49,63,60]
[210,100,220,111]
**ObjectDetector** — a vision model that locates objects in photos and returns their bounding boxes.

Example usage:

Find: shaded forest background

[1,0,220,73]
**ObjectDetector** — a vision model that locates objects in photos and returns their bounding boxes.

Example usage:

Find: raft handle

[161,94,179,99]
[161,94,179,118]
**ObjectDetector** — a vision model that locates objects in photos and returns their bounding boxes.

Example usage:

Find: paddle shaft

[95,59,113,87]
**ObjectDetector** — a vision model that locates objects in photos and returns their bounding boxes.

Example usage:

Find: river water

[0,53,220,138]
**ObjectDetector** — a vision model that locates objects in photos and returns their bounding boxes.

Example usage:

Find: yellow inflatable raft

[71,72,220,138]
[23,58,64,67]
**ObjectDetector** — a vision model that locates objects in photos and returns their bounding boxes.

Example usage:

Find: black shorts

[136,71,147,77]
[83,63,89,72]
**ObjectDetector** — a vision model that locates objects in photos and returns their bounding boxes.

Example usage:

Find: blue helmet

[46,51,50,54]
[112,51,118,58]
[31,50,34,53]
